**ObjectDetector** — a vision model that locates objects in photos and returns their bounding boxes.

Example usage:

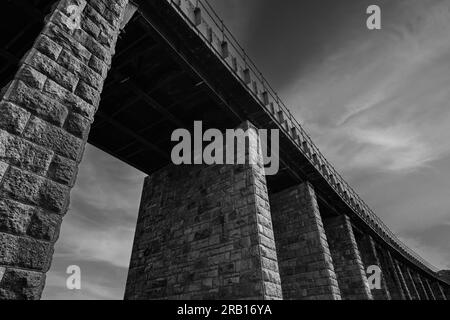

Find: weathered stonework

[323,215,372,300]
[0,0,129,300]
[125,122,283,300]
[270,183,341,300]
[356,235,390,300]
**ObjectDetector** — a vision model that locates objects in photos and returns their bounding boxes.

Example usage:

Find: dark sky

[43,0,450,299]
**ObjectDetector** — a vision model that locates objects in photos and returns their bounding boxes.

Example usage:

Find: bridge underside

[0,0,448,299]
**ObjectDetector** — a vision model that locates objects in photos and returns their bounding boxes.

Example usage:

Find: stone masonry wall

[269,183,341,300]
[323,215,372,300]
[125,122,282,300]
[0,0,129,299]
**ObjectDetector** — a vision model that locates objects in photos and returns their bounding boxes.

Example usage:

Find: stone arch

[0,0,131,299]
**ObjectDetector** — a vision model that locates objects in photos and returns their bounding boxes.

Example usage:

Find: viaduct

[0,0,449,300]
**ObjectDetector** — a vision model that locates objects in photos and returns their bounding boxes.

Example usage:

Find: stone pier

[270,183,341,300]
[124,122,283,300]
[323,215,372,300]
[376,248,405,300]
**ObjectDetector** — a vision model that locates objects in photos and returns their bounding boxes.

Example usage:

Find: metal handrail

[165,0,438,273]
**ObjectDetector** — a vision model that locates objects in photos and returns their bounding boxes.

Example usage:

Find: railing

[165,0,438,273]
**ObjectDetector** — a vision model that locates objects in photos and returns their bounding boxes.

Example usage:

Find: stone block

[35,35,63,61]
[27,210,62,242]
[0,129,54,175]
[43,78,96,121]
[5,81,68,127]
[16,65,46,90]
[0,268,45,300]
[43,23,92,65]
[0,233,52,271]
[24,49,78,92]
[1,166,69,213]
[47,155,78,186]
[23,117,83,161]
[65,112,91,139]
[0,199,34,236]
[57,50,103,89]
[0,102,31,135]
[75,80,100,106]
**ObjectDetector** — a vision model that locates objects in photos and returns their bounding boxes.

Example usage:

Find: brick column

[269,183,341,300]
[376,248,405,300]
[431,282,447,300]
[412,272,429,300]
[423,278,436,300]
[323,215,372,300]
[125,122,283,300]
[392,259,412,300]
[0,0,129,300]
[356,235,390,300]
[403,267,421,300]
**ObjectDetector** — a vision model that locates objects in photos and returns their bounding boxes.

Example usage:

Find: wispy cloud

[283,0,450,174]
[345,126,431,171]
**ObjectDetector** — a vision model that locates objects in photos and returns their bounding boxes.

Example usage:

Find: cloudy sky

[42,0,450,299]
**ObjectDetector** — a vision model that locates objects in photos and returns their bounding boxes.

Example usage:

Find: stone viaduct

[0,0,449,300]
